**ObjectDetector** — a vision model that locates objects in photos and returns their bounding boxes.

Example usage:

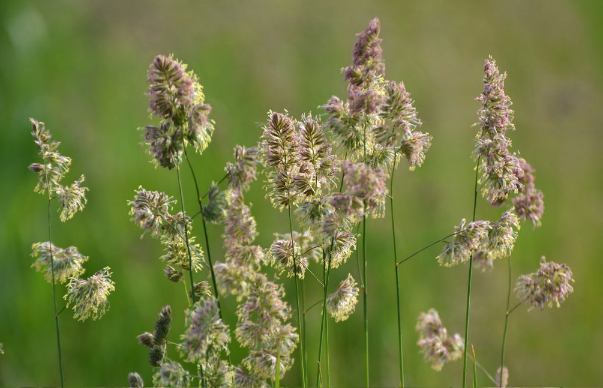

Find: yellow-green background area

[1,0,602,386]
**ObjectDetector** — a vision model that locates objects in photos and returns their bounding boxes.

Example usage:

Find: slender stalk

[362,124,369,388]
[462,158,480,387]
[183,281,192,307]
[389,154,404,387]
[288,204,307,388]
[499,256,512,386]
[325,304,331,388]
[301,277,308,386]
[396,231,462,266]
[183,150,223,317]
[468,353,496,385]
[472,345,478,388]
[316,250,327,387]
[44,158,64,388]
[176,165,197,304]
[316,161,346,387]
[276,339,281,388]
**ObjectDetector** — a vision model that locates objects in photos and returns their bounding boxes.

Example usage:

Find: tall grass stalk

[389,154,404,387]
[462,158,480,387]
[362,125,369,387]
[44,157,65,388]
[176,165,196,304]
[183,149,223,316]
[288,204,307,388]
[499,256,512,386]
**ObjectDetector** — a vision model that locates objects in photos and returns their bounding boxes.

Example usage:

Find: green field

[1,1,602,386]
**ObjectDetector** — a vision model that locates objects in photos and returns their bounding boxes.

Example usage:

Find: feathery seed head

[342,161,388,218]
[128,187,184,238]
[159,235,204,272]
[128,372,144,388]
[515,257,574,310]
[64,267,115,321]
[496,367,509,388]
[202,183,227,224]
[266,238,307,279]
[54,175,88,222]
[234,366,269,388]
[226,146,259,191]
[152,361,192,388]
[164,265,184,282]
[327,274,359,322]
[31,242,88,284]
[183,298,231,362]
[416,309,464,371]
[137,332,155,348]
[190,281,212,301]
[437,220,491,267]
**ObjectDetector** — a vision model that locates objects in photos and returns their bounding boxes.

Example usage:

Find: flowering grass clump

[28,118,114,387]
[515,257,574,310]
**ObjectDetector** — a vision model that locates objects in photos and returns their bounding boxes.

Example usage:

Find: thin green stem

[462,158,480,387]
[316,249,327,387]
[302,277,308,386]
[472,345,478,388]
[396,231,463,266]
[315,158,347,388]
[183,280,192,307]
[276,339,281,388]
[176,165,197,304]
[499,256,512,386]
[183,150,223,316]
[288,205,307,388]
[389,154,404,387]
[362,125,369,388]
[44,160,64,388]
[468,353,496,385]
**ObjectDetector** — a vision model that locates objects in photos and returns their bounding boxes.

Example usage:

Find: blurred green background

[1,0,602,386]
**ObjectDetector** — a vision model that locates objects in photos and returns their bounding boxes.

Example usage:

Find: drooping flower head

[515,257,574,310]
[31,242,88,283]
[64,267,115,321]
[327,274,359,322]
[416,309,464,371]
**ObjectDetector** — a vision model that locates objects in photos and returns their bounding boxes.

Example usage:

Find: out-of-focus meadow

[1,0,602,386]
